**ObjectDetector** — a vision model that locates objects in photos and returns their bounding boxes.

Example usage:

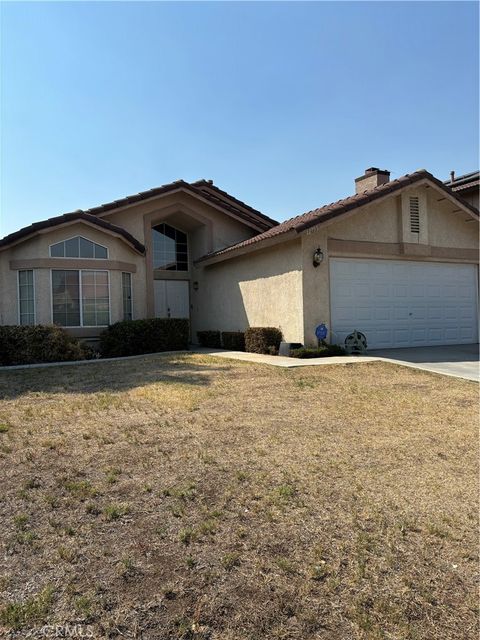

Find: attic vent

[409,196,420,233]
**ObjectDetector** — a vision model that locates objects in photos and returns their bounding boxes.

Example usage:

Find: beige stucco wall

[301,184,479,346]
[0,221,145,329]
[194,239,304,343]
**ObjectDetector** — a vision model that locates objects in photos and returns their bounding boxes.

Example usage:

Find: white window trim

[17,269,36,325]
[122,271,133,321]
[50,268,111,328]
[49,235,109,259]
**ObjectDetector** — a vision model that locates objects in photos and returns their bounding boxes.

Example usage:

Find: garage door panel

[330,259,478,348]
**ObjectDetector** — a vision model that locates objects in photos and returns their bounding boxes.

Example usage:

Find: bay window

[52,270,109,327]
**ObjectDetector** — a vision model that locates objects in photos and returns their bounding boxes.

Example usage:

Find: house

[0,167,478,350]
[445,170,479,209]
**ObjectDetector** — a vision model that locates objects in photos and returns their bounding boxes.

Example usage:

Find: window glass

[65,237,80,258]
[52,270,110,327]
[18,270,35,325]
[152,224,188,271]
[50,237,108,259]
[79,236,94,258]
[50,242,64,257]
[122,272,132,321]
[52,270,80,326]
[94,244,108,259]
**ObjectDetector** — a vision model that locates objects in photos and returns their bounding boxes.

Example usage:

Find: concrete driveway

[369,344,479,382]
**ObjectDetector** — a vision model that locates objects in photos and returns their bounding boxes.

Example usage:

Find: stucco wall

[194,239,304,343]
[0,222,145,328]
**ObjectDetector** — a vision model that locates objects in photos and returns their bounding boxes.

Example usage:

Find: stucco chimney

[355,167,390,194]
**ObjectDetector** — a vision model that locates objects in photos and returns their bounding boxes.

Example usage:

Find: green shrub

[221,331,245,351]
[244,327,283,354]
[197,330,221,348]
[290,344,346,359]
[0,325,90,366]
[100,318,189,358]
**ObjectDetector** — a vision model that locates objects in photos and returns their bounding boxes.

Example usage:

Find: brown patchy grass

[0,354,478,639]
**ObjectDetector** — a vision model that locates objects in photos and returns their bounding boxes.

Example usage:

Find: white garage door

[330,258,478,349]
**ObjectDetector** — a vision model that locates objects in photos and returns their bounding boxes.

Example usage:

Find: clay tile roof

[0,210,145,254]
[196,169,479,263]
[0,179,278,251]
[84,179,278,232]
[445,170,479,192]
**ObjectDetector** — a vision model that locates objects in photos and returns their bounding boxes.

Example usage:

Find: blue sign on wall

[315,323,328,340]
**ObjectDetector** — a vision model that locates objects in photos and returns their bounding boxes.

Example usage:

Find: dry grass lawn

[0,354,478,639]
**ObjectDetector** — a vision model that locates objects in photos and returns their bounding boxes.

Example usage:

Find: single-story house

[1,167,478,349]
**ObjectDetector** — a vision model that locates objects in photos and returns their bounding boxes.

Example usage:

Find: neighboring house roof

[84,179,278,233]
[196,169,479,265]
[444,170,479,193]
[0,210,146,254]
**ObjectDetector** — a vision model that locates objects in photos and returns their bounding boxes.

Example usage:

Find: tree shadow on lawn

[0,354,231,399]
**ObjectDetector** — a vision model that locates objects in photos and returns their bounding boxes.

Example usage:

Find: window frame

[152,223,189,272]
[122,272,133,321]
[17,269,36,326]
[49,235,109,260]
[50,268,111,328]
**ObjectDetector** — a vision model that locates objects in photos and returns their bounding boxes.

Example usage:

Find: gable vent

[409,196,420,233]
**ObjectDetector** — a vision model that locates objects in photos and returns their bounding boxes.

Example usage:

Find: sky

[1,1,478,237]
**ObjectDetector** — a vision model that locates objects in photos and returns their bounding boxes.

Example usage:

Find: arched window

[50,236,108,259]
[152,224,188,271]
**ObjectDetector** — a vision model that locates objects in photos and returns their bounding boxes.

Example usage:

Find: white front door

[330,258,478,349]
[154,280,190,319]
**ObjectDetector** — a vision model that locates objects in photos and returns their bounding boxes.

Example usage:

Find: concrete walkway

[193,347,377,368]
[193,345,479,382]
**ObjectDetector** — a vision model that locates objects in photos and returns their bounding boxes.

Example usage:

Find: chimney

[450,170,455,184]
[355,167,390,194]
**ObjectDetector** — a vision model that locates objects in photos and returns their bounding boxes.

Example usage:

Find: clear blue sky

[1,1,478,237]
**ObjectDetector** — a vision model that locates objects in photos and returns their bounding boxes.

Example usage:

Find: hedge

[290,344,346,359]
[197,330,221,348]
[100,318,189,358]
[0,325,91,366]
[244,327,283,354]
[221,331,245,351]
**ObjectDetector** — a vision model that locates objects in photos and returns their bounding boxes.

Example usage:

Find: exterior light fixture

[193,281,199,291]
[312,247,324,267]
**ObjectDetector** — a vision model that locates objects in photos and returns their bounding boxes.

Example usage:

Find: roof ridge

[196,169,478,264]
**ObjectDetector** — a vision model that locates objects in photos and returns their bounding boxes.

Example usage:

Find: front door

[154,280,190,319]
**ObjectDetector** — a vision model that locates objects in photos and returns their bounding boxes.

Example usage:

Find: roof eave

[194,230,299,267]
[0,214,145,255]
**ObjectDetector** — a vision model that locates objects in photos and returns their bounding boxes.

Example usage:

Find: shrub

[100,318,189,358]
[244,327,283,354]
[0,325,90,366]
[221,331,245,351]
[197,330,221,348]
[290,344,346,359]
